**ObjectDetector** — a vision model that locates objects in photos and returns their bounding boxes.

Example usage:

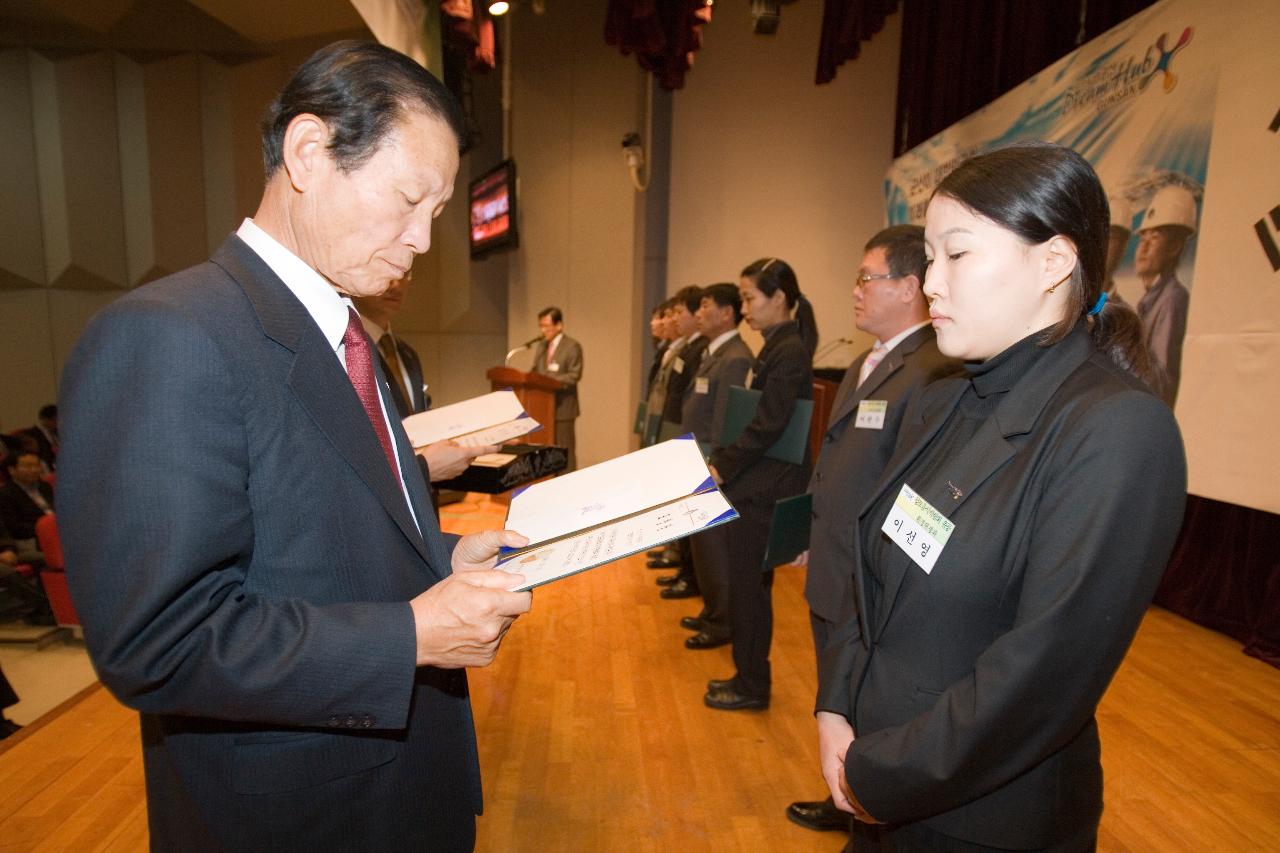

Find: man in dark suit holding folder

[678,283,753,645]
[787,225,958,832]
[58,41,531,851]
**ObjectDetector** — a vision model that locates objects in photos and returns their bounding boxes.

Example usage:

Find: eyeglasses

[855,272,901,289]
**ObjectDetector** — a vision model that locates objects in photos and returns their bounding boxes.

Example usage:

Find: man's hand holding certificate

[496,436,738,590]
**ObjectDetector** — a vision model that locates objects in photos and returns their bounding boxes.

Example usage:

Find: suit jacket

[662,334,709,425]
[58,236,479,851]
[680,333,753,445]
[710,320,812,509]
[532,333,583,420]
[0,479,54,541]
[1136,272,1189,408]
[377,333,428,419]
[816,324,1186,847]
[806,326,957,624]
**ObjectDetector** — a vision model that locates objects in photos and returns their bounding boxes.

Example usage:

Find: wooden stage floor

[2,494,1277,851]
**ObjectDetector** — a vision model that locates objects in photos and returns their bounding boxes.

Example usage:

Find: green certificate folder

[718,386,813,466]
[633,402,647,435]
[764,493,812,570]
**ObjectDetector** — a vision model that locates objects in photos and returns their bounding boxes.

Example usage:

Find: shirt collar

[707,329,739,355]
[237,218,352,352]
[876,319,931,354]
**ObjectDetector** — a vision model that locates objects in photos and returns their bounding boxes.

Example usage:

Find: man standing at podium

[532,306,583,470]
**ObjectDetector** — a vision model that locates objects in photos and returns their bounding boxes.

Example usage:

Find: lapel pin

[947,480,963,500]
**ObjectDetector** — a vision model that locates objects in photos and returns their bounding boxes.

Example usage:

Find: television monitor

[469,160,518,258]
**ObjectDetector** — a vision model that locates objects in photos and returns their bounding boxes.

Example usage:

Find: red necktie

[344,308,401,484]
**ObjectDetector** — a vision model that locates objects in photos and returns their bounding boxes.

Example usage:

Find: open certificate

[401,389,541,448]
[497,435,738,590]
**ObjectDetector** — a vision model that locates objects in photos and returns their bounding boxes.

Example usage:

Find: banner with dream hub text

[884,0,1280,515]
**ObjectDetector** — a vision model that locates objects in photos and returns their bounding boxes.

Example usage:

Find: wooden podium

[487,367,562,445]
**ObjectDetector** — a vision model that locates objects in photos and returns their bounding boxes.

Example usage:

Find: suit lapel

[212,236,434,566]
[864,325,1097,642]
[851,377,966,644]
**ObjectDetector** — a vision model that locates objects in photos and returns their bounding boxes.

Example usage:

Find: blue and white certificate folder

[497,435,739,591]
[402,389,540,448]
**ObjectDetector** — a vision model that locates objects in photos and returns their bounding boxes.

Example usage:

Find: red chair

[35,513,79,627]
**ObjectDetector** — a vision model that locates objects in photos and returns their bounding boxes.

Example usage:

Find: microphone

[504,335,544,365]
[813,337,855,363]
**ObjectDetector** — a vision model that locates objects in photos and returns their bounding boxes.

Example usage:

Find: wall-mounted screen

[469,160,518,258]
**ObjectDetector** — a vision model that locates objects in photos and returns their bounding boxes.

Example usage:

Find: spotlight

[489,1,510,15]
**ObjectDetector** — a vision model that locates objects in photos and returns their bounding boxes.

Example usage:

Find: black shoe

[679,616,705,631]
[646,557,680,569]
[0,717,21,739]
[685,631,730,650]
[786,798,851,832]
[646,549,665,558]
[659,579,699,599]
[704,684,768,711]
[655,574,679,586]
[706,677,733,691]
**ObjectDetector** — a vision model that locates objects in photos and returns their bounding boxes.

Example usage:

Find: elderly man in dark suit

[532,306,583,470]
[787,225,958,833]
[677,283,753,646]
[58,41,532,852]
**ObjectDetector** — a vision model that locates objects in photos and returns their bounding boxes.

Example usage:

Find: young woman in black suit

[815,143,1186,850]
[705,258,817,710]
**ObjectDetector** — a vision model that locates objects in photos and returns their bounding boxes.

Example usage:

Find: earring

[1046,273,1071,294]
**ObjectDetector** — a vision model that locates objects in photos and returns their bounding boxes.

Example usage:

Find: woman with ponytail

[814,142,1186,850]
[703,257,814,711]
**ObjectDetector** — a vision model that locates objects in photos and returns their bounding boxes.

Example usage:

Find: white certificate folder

[497,435,739,590]
[401,389,541,448]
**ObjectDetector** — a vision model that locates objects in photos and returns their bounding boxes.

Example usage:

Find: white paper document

[401,390,540,448]
[496,436,738,590]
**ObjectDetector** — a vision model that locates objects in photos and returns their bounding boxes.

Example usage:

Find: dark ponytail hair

[933,142,1149,379]
[740,257,818,360]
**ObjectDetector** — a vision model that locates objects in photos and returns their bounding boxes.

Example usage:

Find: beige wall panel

[141,52,209,280]
[0,49,45,290]
[114,53,153,286]
[200,55,236,252]
[46,289,123,391]
[49,50,129,290]
[0,290,56,430]
[668,7,903,368]
[407,332,509,408]
[227,55,284,232]
[507,5,641,467]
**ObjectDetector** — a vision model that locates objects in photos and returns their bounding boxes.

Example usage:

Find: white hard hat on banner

[1139,185,1198,235]
[1108,195,1133,234]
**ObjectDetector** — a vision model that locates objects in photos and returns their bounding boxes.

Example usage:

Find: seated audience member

[0,452,54,547]
[21,404,59,471]
[1,516,53,625]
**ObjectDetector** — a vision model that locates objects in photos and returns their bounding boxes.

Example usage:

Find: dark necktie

[377,332,413,412]
[344,308,401,484]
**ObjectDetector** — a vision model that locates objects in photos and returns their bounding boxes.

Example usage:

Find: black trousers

[691,525,730,637]
[725,499,774,697]
[847,818,1097,852]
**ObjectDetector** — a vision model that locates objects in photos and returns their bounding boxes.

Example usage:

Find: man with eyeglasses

[787,224,959,834]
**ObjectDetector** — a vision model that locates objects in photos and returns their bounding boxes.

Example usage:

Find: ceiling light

[489,1,511,15]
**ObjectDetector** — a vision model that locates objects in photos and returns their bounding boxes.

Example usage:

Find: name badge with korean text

[549,362,560,372]
[881,482,954,574]
[694,376,710,394]
[673,357,685,374]
[855,400,887,430]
